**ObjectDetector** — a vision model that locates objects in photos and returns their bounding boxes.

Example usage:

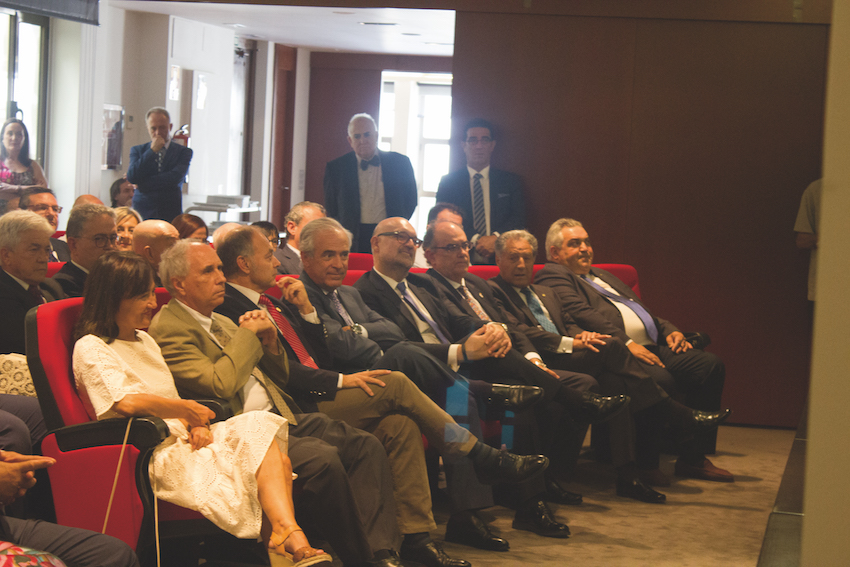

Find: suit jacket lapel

[493,275,536,324]
[370,271,421,338]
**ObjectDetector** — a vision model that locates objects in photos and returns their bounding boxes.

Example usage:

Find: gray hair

[495,230,538,257]
[18,187,55,210]
[146,107,170,122]
[66,204,115,238]
[299,217,350,257]
[545,218,584,261]
[217,226,260,278]
[0,210,53,257]
[284,201,326,236]
[114,206,142,226]
[347,113,377,136]
[158,238,205,295]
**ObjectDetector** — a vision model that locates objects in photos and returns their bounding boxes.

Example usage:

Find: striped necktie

[258,295,318,369]
[472,173,486,236]
[460,284,490,321]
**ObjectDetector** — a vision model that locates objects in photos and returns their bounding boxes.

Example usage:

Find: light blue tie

[581,274,659,343]
[397,281,451,344]
[521,287,560,335]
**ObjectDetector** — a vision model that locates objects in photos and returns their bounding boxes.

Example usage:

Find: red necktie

[258,295,319,369]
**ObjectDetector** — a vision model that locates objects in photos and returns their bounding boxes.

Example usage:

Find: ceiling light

[359,22,398,26]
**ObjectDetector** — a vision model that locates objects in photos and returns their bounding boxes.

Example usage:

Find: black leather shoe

[366,549,412,567]
[472,449,549,485]
[573,392,630,424]
[445,510,509,551]
[487,384,544,412]
[512,499,570,538]
[400,540,470,567]
[689,408,732,432]
[616,477,667,504]
[544,477,583,505]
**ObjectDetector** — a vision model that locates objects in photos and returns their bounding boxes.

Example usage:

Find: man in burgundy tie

[211,226,550,567]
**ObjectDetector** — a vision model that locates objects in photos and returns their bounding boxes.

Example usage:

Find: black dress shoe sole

[511,518,571,539]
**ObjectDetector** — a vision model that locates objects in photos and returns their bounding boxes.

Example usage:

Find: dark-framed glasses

[434,241,471,253]
[268,237,281,247]
[28,204,63,214]
[82,233,119,248]
[464,136,492,146]
[376,231,423,247]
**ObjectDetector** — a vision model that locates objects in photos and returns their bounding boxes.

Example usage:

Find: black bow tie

[360,155,380,170]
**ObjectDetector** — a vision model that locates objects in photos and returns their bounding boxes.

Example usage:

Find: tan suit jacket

[148,298,297,415]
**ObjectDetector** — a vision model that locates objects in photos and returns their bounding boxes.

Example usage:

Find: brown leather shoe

[638,468,671,487]
[675,457,734,482]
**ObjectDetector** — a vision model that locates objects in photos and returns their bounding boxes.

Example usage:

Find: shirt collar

[175,298,215,334]
[374,267,403,289]
[71,260,89,274]
[229,282,262,306]
[467,164,491,178]
[286,242,299,255]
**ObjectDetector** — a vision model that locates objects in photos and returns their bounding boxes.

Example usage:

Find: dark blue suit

[323,150,417,252]
[436,167,526,242]
[127,141,193,221]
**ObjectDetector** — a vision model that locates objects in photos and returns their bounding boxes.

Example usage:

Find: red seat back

[348,253,374,270]
[47,262,64,278]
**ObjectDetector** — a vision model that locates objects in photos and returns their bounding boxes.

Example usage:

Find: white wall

[801,0,850,564]
[249,40,274,220]
[289,47,311,208]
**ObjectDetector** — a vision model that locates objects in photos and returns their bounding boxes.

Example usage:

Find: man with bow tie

[323,113,418,253]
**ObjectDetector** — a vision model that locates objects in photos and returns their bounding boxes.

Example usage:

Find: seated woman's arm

[113,393,213,429]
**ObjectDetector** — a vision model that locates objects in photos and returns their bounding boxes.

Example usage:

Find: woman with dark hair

[110,178,136,208]
[72,252,330,567]
[171,213,208,240]
[0,119,47,196]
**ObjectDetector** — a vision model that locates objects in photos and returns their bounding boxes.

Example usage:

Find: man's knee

[0,410,33,454]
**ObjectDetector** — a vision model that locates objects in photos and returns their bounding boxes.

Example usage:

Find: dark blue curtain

[0,0,98,25]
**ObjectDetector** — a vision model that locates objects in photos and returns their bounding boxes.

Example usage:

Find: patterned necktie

[472,173,486,236]
[397,281,451,344]
[209,317,297,424]
[156,148,165,172]
[258,295,318,369]
[580,274,659,343]
[27,284,44,304]
[521,287,560,335]
[329,291,355,327]
[460,284,490,322]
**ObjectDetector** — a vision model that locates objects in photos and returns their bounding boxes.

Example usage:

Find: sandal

[269,525,332,567]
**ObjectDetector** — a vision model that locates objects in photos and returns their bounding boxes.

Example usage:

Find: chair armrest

[52,417,169,453]
[195,399,233,423]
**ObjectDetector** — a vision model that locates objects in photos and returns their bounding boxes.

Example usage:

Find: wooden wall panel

[452,11,828,426]
[304,53,451,206]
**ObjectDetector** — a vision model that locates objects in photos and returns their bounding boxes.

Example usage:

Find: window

[0,10,49,161]
[379,71,453,236]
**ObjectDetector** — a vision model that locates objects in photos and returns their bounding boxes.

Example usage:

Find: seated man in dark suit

[269,201,326,275]
[127,107,193,221]
[535,218,732,482]
[295,217,548,549]
[186,231,546,567]
[50,204,117,298]
[324,113,417,253]
[19,188,69,262]
[435,118,525,264]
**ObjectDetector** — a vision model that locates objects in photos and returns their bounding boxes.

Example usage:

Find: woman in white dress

[72,251,331,567]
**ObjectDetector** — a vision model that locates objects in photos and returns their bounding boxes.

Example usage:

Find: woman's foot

[270,525,332,567]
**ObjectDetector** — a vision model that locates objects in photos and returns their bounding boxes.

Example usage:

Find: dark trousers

[289,412,400,565]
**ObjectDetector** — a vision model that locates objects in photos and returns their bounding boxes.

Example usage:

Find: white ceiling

[110,2,456,56]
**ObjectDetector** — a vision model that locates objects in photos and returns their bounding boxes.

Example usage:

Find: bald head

[73,194,104,208]
[133,219,179,272]
[370,217,419,281]
[212,222,241,249]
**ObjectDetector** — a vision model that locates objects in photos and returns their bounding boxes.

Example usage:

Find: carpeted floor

[432,425,795,567]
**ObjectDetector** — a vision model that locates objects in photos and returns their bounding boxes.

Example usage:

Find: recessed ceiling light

[359,22,398,26]
[402,33,421,36]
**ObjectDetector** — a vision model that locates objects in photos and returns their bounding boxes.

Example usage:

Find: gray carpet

[433,425,795,567]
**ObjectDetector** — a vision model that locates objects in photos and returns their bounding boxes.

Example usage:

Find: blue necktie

[520,287,559,335]
[581,274,659,343]
[397,281,451,344]
[329,290,355,327]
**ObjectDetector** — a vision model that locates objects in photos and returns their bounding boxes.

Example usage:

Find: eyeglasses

[376,231,423,247]
[80,233,119,248]
[433,241,471,253]
[268,237,281,247]
[28,204,63,214]
[464,137,492,146]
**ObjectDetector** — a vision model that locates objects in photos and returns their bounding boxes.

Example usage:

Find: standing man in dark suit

[128,107,193,221]
[323,113,418,253]
[535,218,732,482]
[50,204,117,298]
[19,189,69,262]
[436,119,525,264]
[276,201,326,275]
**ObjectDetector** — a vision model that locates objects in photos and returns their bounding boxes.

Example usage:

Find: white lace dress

[73,331,289,538]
